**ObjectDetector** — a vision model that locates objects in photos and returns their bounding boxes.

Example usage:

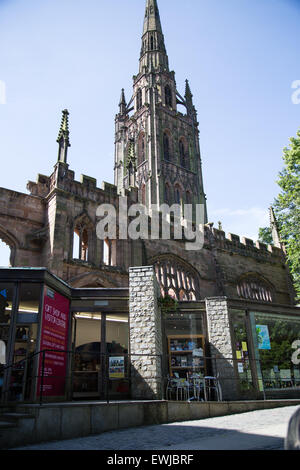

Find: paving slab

[11,404,299,450]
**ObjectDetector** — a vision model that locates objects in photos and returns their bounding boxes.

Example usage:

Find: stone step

[1,412,35,422]
[0,420,16,429]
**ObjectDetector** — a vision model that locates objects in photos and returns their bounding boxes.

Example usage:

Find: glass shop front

[162,305,208,380]
[230,305,300,398]
[0,269,129,403]
[70,296,129,399]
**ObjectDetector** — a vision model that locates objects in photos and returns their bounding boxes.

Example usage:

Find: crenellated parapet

[210,227,284,261]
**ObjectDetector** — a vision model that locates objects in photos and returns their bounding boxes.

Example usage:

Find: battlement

[27,165,139,206]
[211,227,283,259]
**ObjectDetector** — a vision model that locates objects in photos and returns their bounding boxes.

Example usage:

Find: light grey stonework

[205,297,239,400]
[129,266,163,399]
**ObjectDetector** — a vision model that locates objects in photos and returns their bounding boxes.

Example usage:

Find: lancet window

[165,85,172,107]
[137,88,143,111]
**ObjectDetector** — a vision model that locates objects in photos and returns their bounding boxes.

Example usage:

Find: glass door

[10,283,40,402]
[0,282,14,402]
[71,311,129,399]
[72,312,103,398]
[106,313,129,399]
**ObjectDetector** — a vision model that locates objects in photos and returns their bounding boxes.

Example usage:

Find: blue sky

[0,0,299,264]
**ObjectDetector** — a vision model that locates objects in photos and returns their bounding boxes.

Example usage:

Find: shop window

[9,283,41,401]
[73,313,102,396]
[0,339,5,364]
[231,310,254,393]
[164,312,204,336]
[154,257,200,301]
[73,312,129,397]
[237,275,273,302]
[0,283,13,325]
[253,312,300,391]
[0,283,14,400]
[106,313,129,396]
[17,283,41,323]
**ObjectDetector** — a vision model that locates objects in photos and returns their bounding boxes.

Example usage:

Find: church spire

[139,0,169,74]
[57,109,70,164]
[143,0,163,35]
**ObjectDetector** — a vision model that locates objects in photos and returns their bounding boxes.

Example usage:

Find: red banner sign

[37,286,70,397]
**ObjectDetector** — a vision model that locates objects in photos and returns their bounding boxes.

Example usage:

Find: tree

[258,227,273,245]
[259,128,300,299]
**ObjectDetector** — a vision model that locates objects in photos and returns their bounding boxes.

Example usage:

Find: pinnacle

[185,79,192,97]
[57,109,70,146]
[119,88,126,106]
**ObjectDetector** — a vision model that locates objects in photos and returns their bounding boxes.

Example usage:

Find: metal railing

[1,349,300,405]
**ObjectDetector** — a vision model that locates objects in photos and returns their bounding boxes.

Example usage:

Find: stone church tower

[114,0,208,223]
[0,0,295,306]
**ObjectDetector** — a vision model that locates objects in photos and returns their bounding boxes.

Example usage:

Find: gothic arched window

[73,224,89,262]
[137,88,143,111]
[179,138,189,170]
[174,184,181,205]
[163,131,171,161]
[165,85,172,107]
[237,274,274,302]
[165,183,171,204]
[137,132,146,166]
[154,257,200,301]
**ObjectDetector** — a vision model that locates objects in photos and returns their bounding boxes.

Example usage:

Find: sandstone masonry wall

[129,266,163,399]
[205,297,239,400]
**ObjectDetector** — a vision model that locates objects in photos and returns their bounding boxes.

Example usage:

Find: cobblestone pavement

[12,405,299,451]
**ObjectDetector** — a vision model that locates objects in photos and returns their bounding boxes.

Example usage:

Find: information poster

[37,287,70,397]
[256,325,271,350]
[109,356,125,378]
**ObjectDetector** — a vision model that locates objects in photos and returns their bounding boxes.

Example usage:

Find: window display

[72,312,129,398]
[253,312,300,390]
[231,310,254,392]
[168,335,206,378]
